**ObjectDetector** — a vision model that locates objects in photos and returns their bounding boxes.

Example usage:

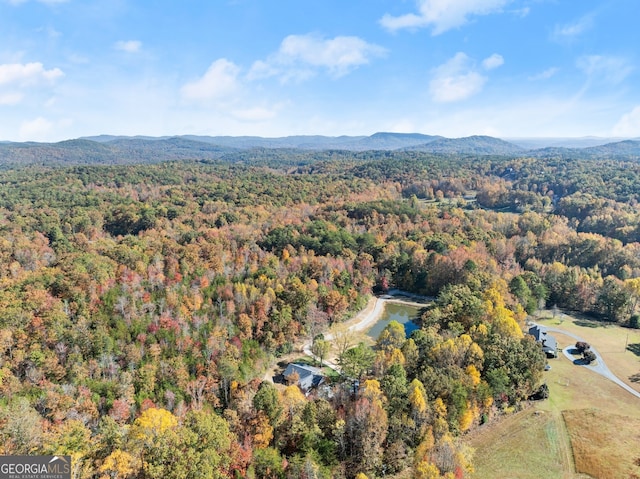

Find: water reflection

[366,302,421,339]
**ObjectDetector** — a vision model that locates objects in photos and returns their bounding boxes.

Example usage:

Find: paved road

[531,322,640,400]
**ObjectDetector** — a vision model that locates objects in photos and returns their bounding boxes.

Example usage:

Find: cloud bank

[430,52,503,102]
[249,33,386,82]
[380,0,512,35]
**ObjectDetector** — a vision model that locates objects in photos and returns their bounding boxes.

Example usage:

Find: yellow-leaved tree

[413,461,440,479]
[43,419,94,479]
[129,407,177,443]
[484,285,523,339]
[99,450,138,479]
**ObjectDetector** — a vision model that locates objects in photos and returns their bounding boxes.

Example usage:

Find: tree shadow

[574,320,605,328]
[629,373,640,383]
[627,343,640,357]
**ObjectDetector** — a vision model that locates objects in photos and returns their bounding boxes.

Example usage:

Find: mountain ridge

[1,133,639,166]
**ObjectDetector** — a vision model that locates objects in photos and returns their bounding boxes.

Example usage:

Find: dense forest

[1,148,640,478]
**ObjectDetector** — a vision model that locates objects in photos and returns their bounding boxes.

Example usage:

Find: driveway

[531,322,640,400]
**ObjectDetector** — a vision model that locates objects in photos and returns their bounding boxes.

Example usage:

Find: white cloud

[0,92,23,105]
[612,106,640,137]
[181,59,240,102]
[553,14,594,41]
[0,62,63,86]
[429,52,501,103]
[114,40,142,53]
[528,67,559,81]
[482,53,504,70]
[513,7,530,18]
[380,0,512,35]
[19,116,53,140]
[577,55,633,85]
[248,60,279,80]
[0,63,63,106]
[249,34,386,81]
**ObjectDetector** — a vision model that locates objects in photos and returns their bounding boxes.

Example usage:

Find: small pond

[366,302,422,339]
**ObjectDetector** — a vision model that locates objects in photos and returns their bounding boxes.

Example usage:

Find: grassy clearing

[538,332,640,416]
[535,312,640,394]
[468,409,580,479]
[563,409,640,479]
[469,329,640,479]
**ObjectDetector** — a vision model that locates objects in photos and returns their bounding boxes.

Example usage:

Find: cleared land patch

[563,408,640,479]
[469,329,640,479]
[535,313,640,394]
[468,409,582,479]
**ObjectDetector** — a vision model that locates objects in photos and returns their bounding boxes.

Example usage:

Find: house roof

[283,363,325,390]
[283,363,322,381]
[528,325,557,353]
[528,325,545,341]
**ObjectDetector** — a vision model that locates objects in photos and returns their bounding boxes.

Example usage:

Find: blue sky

[1,0,639,141]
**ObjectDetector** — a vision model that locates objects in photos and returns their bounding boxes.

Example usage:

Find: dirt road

[265,291,432,381]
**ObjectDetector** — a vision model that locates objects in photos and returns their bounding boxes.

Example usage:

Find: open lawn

[467,408,581,479]
[535,311,640,394]
[469,329,640,479]
[563,408,640,479]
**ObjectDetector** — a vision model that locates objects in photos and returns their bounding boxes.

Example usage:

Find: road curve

[304,291,433,372]
[531,322,640,400]
[302,296,385,372]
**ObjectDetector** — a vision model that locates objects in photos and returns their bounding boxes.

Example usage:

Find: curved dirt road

[305,292,433,370]
[263,295,387,381]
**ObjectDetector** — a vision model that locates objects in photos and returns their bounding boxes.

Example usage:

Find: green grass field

[467,408,579,479]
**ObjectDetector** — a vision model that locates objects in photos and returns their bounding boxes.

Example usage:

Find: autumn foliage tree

[2,150,635,477]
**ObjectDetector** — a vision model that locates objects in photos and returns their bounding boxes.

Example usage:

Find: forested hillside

[1,134,638,167]
[1,149,640,478]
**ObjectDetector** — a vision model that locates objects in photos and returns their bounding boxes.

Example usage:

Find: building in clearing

[528,325,558,358]
[282,363,324,393]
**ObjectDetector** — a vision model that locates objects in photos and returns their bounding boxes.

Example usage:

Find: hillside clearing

[563,408,640,479]
[535,312,640,394]
[469,328,640,479]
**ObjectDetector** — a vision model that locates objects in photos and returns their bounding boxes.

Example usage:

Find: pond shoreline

[302,290,432,371]
[330,289,433,338]
[265,290,433,381]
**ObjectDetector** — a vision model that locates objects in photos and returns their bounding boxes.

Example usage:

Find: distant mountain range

[83,132,444,151]
[1,132,639,166]
[405,135,525,156]
[505,137,628,149]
